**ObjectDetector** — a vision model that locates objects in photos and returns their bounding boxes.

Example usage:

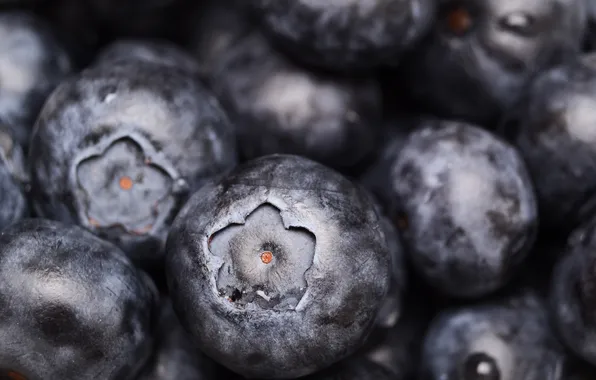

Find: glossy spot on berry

[462,352,500,380]
[499,12,535,36]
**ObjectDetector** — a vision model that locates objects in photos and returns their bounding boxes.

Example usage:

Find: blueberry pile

[3,0,596,379]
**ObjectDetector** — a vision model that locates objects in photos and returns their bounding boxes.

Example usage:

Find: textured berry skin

[399,0,587,125]
[550,215,596,366]
[504,53,596,232]
[205,29,382,171]
[248,0,436,70]
[421,291,566,380]
[0,218,158,380]
[391,120,537,298]
[166,154,390,379]
[29,61,237,264]
[0,11,71,148]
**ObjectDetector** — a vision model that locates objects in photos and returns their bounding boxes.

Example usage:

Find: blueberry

[0,128,28,230]
[399,0,587,126]
[550,214,596,366]
[165,154,390,379]
[421,291,566,380]
[29,60,237,264]
[0,218,158,379]
[201,27,382,170]
[390,120,537,298]
[136,298,215,380]
[247,0,436,71]
[93,39,201,76]
[0,11,71,148]
[503,53,596,232]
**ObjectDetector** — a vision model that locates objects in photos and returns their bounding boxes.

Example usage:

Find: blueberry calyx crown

[69,128,187,236]
[208,203,316,311]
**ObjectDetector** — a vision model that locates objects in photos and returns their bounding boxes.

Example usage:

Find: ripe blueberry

[0,218,158,379]
[399,0,587,125]
[503,52,596,232]
[391,120,537,297]
[29,60,237,264]
[248,0,437,70]
[166,154,390,379]
[421,291,566,380]
[203,28,382,171]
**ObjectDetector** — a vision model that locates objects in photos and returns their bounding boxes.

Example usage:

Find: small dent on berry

[209,203,316,311]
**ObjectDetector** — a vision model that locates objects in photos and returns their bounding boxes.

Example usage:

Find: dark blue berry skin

[93,39,201,77]
[550,214,596,367]
[196,6,383,172]
[0,218,158,380]
[247,0,436,71]
[0,11,71,148]
[166,154,391,379]
[398,0,587,126]
[391,120,538,298]
[421,291,566,380]
[136,298,215,380]
[29,60,237,265]
[503,53,596,233]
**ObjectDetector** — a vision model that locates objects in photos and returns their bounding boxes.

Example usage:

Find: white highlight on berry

[255,72,346,130]
[565,95,596,144]
[0,23,45,123]
[469,334,514,380]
